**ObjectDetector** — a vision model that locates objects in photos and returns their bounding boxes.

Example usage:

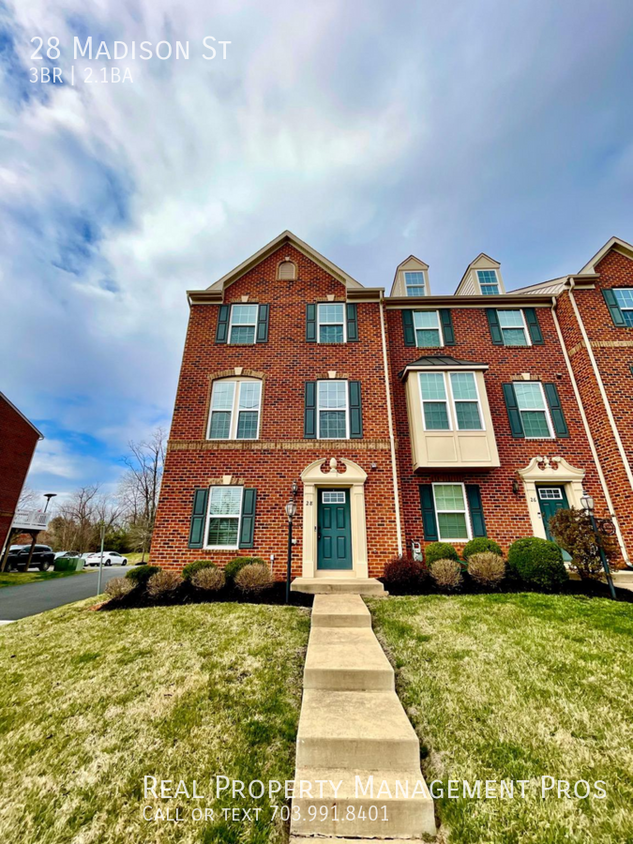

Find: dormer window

[405,271,426,296]
[477,270,500,295]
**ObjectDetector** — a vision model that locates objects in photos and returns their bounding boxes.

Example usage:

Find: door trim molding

[300,458,368,579]
[518,456,585,540]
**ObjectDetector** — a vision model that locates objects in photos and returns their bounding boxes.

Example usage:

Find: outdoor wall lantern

[285,482,299,604]
[580,491,616,600]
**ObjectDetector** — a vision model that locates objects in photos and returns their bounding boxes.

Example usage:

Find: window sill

[204,546,239,551]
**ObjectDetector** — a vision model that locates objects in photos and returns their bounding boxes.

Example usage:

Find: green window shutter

[486,309,503,345]
[239,488,257,548]
[188,488,209,548]
[256,304,269,343]
[502,383,525,438]
[215,305,230,344]
[402,310,416,346]
[418,485,439,542]
[543,383,569,438]
[304,382,317,438]
[602,289,626,327]
[524,308,544,344]
[465,485,487,537]
[346,303,359,342]
[306,304,317,342]
[349,381,363,438]
[439,309,455,345]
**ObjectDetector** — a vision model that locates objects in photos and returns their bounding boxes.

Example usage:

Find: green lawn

[0,570,85,589]
[0,599,310,844]
[369,593,633,844]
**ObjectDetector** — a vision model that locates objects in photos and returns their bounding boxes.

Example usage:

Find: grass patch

[0,599,310,843]
[0,570,84,589]
[368,593,633,844]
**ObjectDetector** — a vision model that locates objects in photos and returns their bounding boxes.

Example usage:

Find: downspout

[379,295,403,555]
[551,291,629,564]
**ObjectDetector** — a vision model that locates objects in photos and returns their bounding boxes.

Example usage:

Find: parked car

[6,544,56,572]
[54,550,81,559]
[84,551,128,567]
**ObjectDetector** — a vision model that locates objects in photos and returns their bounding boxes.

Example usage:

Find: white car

[85,551,128,567]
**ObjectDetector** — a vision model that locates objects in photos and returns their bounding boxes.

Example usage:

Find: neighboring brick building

[151,231,633,584]
[0,393,43,557]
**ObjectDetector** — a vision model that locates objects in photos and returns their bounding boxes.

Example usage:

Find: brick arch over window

[277,258,297,280]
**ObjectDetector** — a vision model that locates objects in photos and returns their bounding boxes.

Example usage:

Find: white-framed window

[513,382,554,439]
[208,379,261,440]
[418,371,483,431]
[205,486,243,549]
[405,271,426,296]
[413,310,442,347]
[613,289,633,326]
[538,487,563,500]
[317,380,349,439]
[318,303,346,344]
[498,310,530,346]
[229,304,258,344]
[322,490,346,504]
[477,270,500,295]
[432,483,472,542]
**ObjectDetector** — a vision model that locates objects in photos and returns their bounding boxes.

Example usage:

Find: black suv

[6,544,55,572]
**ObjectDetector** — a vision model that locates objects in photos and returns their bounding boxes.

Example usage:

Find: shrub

[234,563,274,595]
[192,566,226,592]
[382,554,426,591]
[425,542,459,566]
[462,537,503,561]
[507,537,568,591]
[182,559,217,581]
[548,507,619,581]
[429,558,463,590]
[147,570,183,599]
[104,577,134,601]
[467,552,505,587]
[125,564,161,584]
[225,556,266,581]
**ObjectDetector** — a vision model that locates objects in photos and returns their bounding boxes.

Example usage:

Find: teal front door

[537,485,571,560]
[317,489,352,570]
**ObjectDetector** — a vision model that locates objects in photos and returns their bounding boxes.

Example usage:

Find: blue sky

[2,0,633,502]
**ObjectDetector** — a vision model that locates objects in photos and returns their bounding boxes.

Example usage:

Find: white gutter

[551,293,629,564]
[379,296,403,555]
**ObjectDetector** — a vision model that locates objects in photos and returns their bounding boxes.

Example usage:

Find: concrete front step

[311,594,372,629]
[290,768,435,839]
[296,689,420,771]
[291,577,387,596]
[304,627,394,691]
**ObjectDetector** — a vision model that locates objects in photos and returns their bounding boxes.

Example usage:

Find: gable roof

[454,252,501,295]
[577,236,633,274]
[0,392,44,439]
[205,230,364,293]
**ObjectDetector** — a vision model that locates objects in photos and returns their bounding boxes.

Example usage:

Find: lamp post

[43,493,57,513]
[285,482,299,605]
[580,493,616,600]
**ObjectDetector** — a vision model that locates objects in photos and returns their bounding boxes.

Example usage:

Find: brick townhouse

[151,231,633,586]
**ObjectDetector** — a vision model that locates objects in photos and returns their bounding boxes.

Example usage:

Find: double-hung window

[229,305,258,344]
[414,311,442,347]
[432,483,471,541]
[477,270,500,295]
[497,310,529,345]
[513,382,553,438]
[208,380,261,440]
[206,486,243,548]
[613,289,633,326]
[317,380,349,439]
[318,303,345,343]
[419,371,483,431]
[405,271,426,296]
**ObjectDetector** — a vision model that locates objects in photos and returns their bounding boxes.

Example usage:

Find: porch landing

[291,577,387,596]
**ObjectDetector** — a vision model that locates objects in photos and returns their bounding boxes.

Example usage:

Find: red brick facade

[151,234,633,577]
[0,394,41,554]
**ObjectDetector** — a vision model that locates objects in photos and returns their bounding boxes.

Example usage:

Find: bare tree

[118,427,166,560]
[17,486,39,510]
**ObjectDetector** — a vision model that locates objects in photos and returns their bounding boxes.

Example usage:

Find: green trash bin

[54,556,84,572]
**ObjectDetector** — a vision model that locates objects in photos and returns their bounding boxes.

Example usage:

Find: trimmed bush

[147,570,183,599]
[225,556,266,581]
[507,537,568,591]
[182,559,217,581]
[425,542,459,566]
[234,563,274,595]
[382,554,426,591]
[462,537,503,561]
[104,577,134,601]
[125,564,161,585]
[467,552,505,587]
[430,558,463,590]
[192,566,225,592]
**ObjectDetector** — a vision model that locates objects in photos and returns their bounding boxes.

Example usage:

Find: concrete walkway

[290,594,435,841]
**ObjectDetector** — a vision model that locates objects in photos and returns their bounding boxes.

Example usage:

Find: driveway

[0,566,125,621]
